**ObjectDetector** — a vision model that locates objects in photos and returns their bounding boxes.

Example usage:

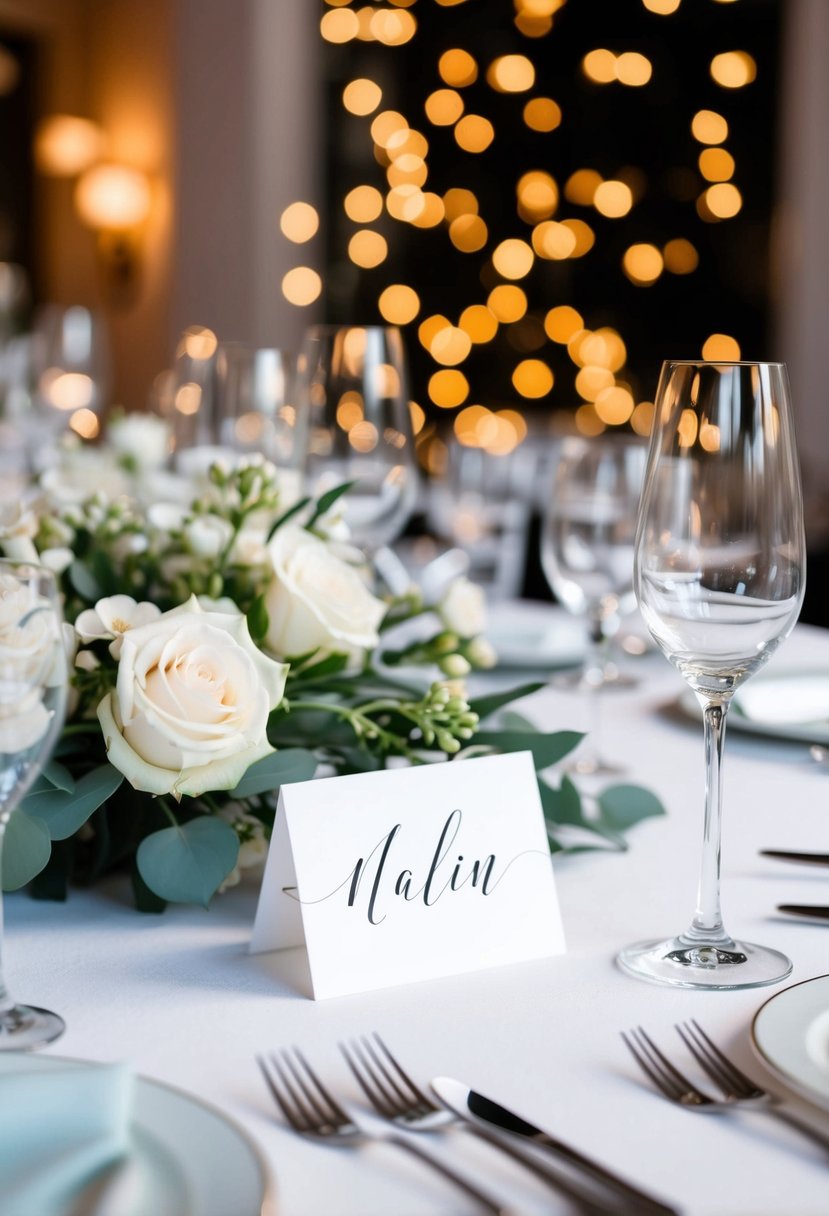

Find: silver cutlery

[760,849,829,865]
[340,1032,678,1215]
[256,1049,516,1215]
[622,1020,829,1154]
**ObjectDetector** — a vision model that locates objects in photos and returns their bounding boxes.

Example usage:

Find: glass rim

[661,359,786,369]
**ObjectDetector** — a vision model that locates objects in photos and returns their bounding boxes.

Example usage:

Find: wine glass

[617,361,805,989]
[540,434,647,774]
[296,325,417,587]
[0,561,68,1047]
[215,343,305,504]
[31,305,111,457]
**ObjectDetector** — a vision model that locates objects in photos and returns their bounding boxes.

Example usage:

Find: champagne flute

[540,434,646,774]
[0,561,68,1047]
[617,361,805,989]
[296,325,417,589]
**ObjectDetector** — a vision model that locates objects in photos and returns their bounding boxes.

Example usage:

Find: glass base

[616,935,793,990]
[0,1004,65,1051]
[568,754,626,777]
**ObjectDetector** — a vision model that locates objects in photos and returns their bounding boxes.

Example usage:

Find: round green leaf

[2,811,52,891]
[137,817,240,907]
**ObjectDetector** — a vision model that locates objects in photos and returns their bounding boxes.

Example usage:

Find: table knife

[760,849,829,865]
[431,1076,680,1216]
[777,903,829,921]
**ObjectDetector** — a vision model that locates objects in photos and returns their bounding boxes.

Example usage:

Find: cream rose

[97,597,288,798]
[264,525,386,659]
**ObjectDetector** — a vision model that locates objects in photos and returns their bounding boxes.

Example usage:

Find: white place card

[250,751,566,999]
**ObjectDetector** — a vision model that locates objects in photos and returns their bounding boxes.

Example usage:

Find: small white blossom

[75,594,162,658]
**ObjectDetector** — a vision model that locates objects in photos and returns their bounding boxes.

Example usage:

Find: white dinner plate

[751,974,829,1111]
[485,602,587,670]
[677,669,829,746]
[18,1055,273,1216]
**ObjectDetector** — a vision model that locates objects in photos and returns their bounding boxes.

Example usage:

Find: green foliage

[2,812,52,891]
[136,818,240,907]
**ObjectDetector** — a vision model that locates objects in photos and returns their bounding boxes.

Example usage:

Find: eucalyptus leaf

[538,773,583,826]
[68,559,104,603]
[230,748,318,799]
[468,684,545,723]
[2,811,51,891]
[43,760,76,794]
[136,817,240,907]
[473,729,584,769]
[597,784,666,832]
[23,764,124,841]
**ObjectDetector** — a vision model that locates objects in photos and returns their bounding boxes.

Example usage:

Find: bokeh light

[279,202,319,242]
[701,333,741,360]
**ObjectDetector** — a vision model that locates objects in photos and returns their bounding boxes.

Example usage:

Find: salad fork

[340,1032,677,1215]
[256,1049,516,1215]
[622,1021,829,1153]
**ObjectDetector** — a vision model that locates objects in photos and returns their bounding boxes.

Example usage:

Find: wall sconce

[74,163,152,303]
[34,115,108,176]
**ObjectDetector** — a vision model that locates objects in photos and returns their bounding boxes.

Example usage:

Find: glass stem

[0,813,11,1014]
[688,699,731,944]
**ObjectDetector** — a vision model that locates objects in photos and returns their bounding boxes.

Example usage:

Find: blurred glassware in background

[214,343,305,504]
[540,433,647,773]
[427,439,540,602]
[296,324,417,588]
[169,324,220,465]
[0,265,34,496]
[30,304,111,463]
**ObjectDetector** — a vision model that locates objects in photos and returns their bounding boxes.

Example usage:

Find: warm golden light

[75,164,151,230]
[631,400,655,436]
[370,110,408,148]
[487,55,536,93]
[281,267,322,306]
[409,401,426,434]
[337,394,364,431]
[562,219,595,256]
[411,193,445,228]
[663,238,699,274]
[181,326,218,360]
[42,371,95,411]
[443,188,479,220]
[615,52,652,86]
[575,403,605,435]
[69,407,100,439]
[487,285,528,323]
[515,11,553,38]
[523,97,562,132]
[439,48,478,87]
[492,238,534,280]
[175,382,202,416]
[701,333,741,360]
[428,368,470,408]
[565,169,602,205]
[545,305,583,343]
[642,0,681,12]
[378,284,421,325]
[678,408,698,448]
[455,404,489,446]
[343,78,383,116]
[532,221,576,260]
[424,88,464,126]
[348,229,388,268]
[699,423,721,452]
[700,182,742,219]
[581,328,627,370]
[512,359,553,398]
[583,49,616,84]
[320,8,359,42]
[698,148,736,181]
[595,385,634,425]
[280,201,319,243]
[691,109,728,144]
[449,214,488,252]
[35,115,107,176]
[622,243,664,285]
[459,304,499,344]
[431,326,472,366]
[517,170,558,220]
[386,159,428,189]
[386,184,426,222]
[454,115,495,153]
[344,185,384,223]
[575,366,614,400]
[370,7,416,44]
[386,128,429,161]
[710,51,757,89]
[593,180,633,217]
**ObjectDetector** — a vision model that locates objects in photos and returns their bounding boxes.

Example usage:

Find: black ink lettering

[394,869,415,898]
[423,810,462,906]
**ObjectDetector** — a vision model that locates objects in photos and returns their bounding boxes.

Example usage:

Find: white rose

[185,515,234,560]
[0,691,51,751]
[264,525,386,659]
[438,577,487,638]
[96,596,288,798]
[108,413,171,470]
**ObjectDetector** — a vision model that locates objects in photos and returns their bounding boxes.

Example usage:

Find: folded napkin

[0,1054,133,1216]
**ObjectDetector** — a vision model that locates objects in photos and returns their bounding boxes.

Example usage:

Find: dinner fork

[340,1032,677,1215]
[622,1021,829,1154]
[256,1050,516,1215]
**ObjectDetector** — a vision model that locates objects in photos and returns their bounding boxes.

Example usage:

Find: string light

[438,49,478,87]
[279,202,319,242]
[710,51,757,88]
[281,267,322,306]
[454,115,495,153]
[342,79,383,116]
[378,285,421,324]
[702,333,741,360]
[523,98,562,132]
[344,185,383,222]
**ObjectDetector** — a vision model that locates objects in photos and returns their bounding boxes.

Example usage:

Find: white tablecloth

[7,607,829,1215]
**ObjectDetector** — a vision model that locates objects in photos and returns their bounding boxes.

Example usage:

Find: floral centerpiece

[0,417,663,910]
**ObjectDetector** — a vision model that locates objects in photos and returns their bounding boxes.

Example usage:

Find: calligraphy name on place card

[250,750,566,999]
